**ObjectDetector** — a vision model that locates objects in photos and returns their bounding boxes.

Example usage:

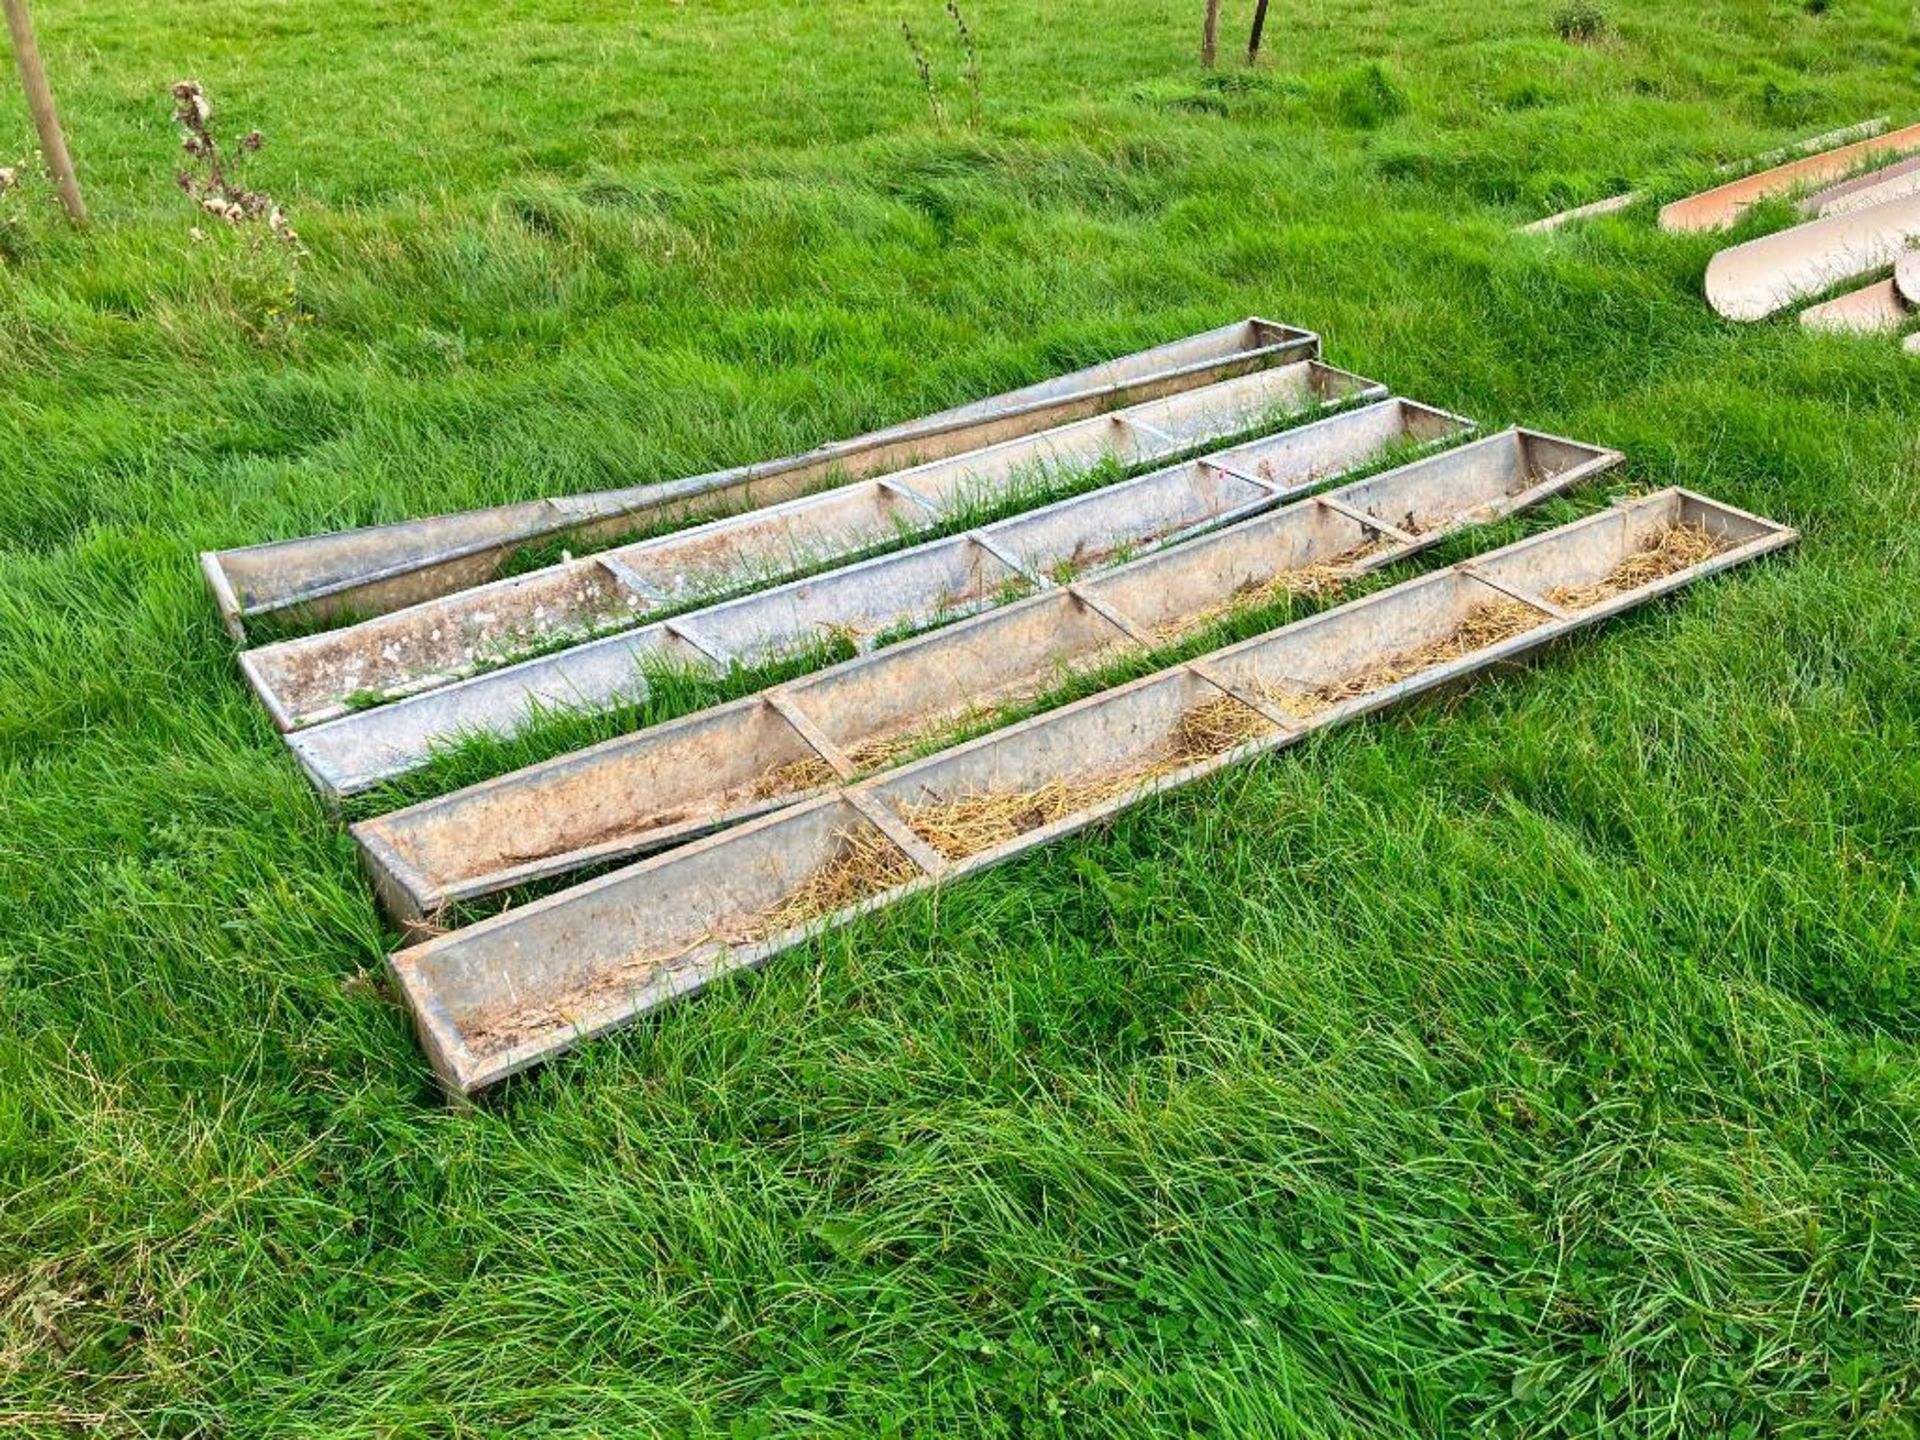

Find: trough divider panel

[877,478,947,517]
[250,361,1383,736]
[1316,494,1419,544]
[1198,456,1282,493]
[353,425,1624,929]
[1065,585,1156,645]
[1183,658,1306,733]
[291,382,1463,800]
[844,790,952,878]
[1458,564,1574,621]
[204,319,1320,634]
[597,554,669,604]
[1120,416,1178,448]
[764,691,858,780]
[661,622,732,666]
[966,530,1055,589]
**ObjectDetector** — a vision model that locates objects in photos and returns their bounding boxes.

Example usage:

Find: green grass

[4,0,1919,1433]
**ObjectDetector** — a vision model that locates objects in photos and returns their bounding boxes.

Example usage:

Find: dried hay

[1266,599,1545,717]
[845,731,916,773]
[905,694,1275,860]
[730,828,920,940]
[1546,523,1726,610]
[747,753,840,800]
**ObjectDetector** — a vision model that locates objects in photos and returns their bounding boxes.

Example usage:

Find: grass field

[4,0,1920,1432]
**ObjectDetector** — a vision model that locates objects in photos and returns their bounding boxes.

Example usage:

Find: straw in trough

[1271,598,1545,716]
[905,694,1276,860]
[1547,523,1725,610]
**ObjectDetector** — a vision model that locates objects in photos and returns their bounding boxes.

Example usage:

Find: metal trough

[200,319,1318,637]
[245,360,1377,732]
[388,487,1795,1094]
[1705,192,1920,321]
[1661,120,1920,233]
[287,370,1407,801]
[354,425,1612,928]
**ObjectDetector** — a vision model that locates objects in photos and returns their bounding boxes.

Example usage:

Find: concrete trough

[200,319,1319,638]
[355,427,1616,931]
[245,360,1378,732]
[288,376,1423,802]
[388,487,1795,1095]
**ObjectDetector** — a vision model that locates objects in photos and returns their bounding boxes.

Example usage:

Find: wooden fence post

[1201,0,1220,67]
[1,0,86,224]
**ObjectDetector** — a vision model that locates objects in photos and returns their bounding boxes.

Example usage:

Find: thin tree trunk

[1201,0,1220,67]
[1247,0,1271,64]
[1,0,86,224]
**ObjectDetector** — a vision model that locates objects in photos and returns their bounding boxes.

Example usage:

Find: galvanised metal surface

[285,366,1401,801]
[1897,250,1920,308]
[388,488,1797,1094]
[201,318,1318,637]
[354,425,1617,930]
[244,360,1378,732]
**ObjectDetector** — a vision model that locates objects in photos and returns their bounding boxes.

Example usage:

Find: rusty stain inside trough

[200,318,1319,637]
[286,372,1429,802]
[353,427,1617,932]
[384,488,1796,1095]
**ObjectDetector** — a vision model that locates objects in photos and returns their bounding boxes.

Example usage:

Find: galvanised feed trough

[244,359,1379,732]
[389,488,1796,1094]
[286,366,1402,801]
[201,318,1319,637]
[355,426,1616,930]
